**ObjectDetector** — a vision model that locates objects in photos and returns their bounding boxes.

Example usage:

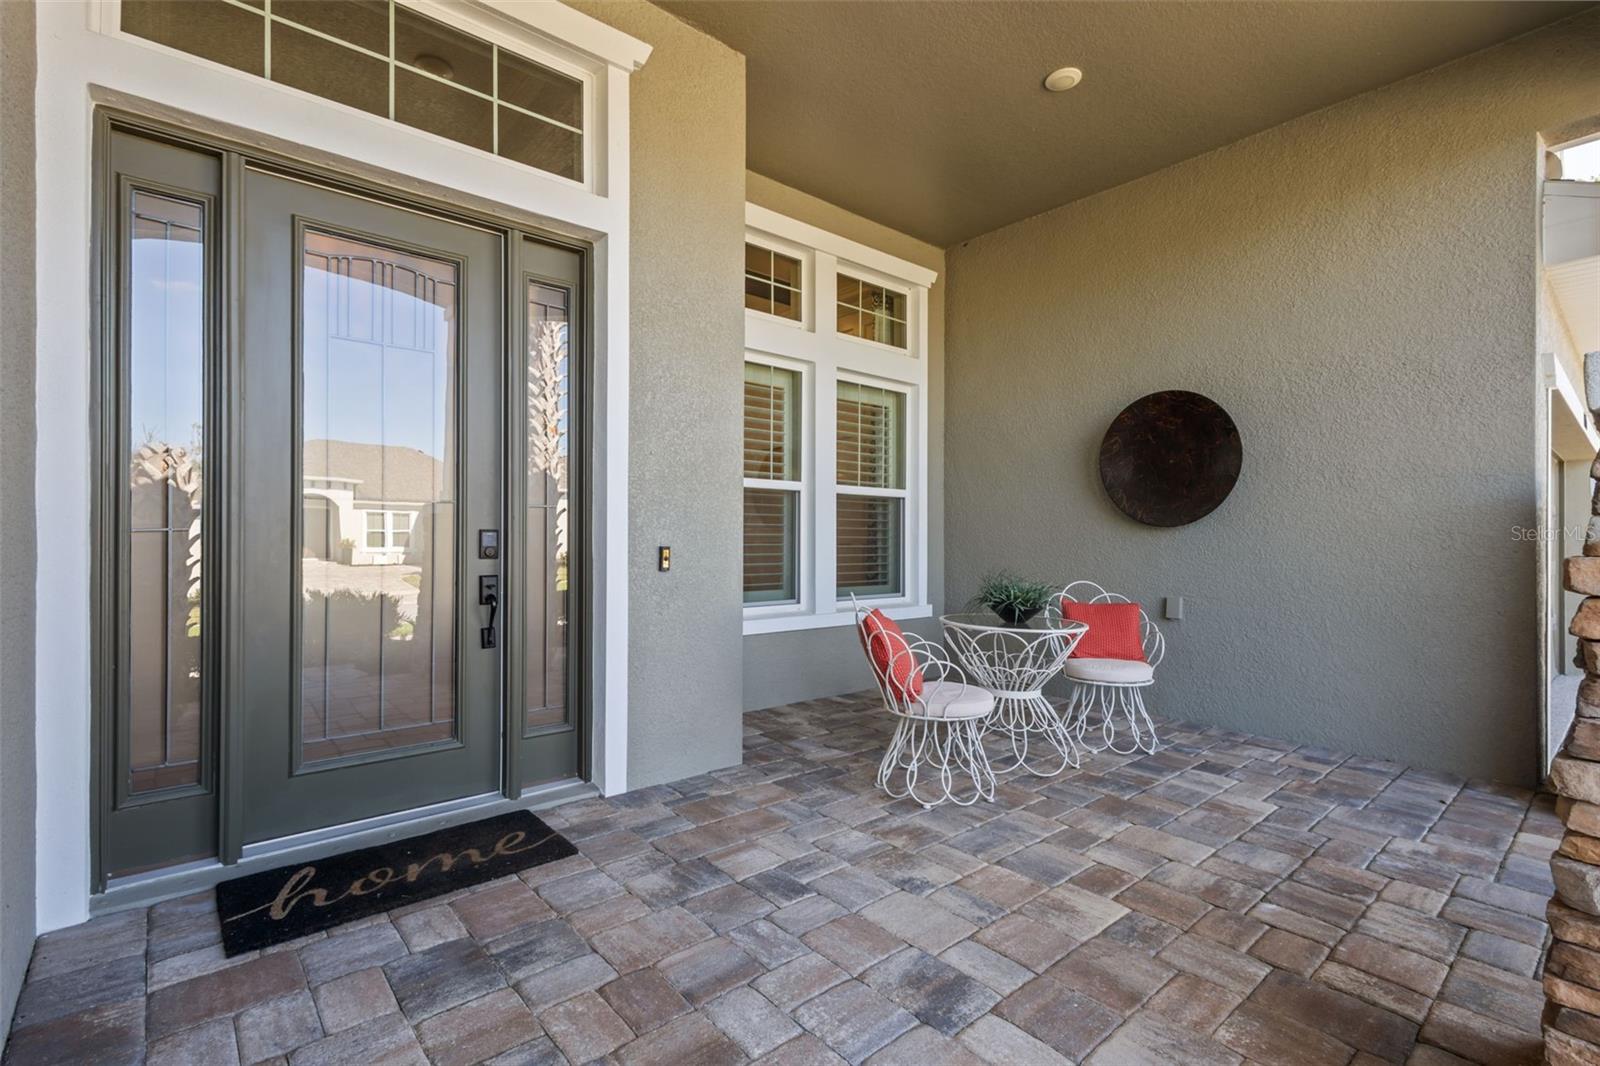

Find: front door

[238,169,505,843]
[97,124,589,882]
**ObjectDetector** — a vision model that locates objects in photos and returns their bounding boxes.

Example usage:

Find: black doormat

[215,810,577,956]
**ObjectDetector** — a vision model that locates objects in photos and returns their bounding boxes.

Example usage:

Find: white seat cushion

[1063,657,1155,684]
[913,680,994,719]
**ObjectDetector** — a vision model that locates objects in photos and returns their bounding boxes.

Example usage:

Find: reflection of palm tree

[529,319,568,567]
[131,437,202,638]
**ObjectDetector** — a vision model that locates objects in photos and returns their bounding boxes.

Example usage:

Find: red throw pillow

[861,609,925,702]
[1060,599,1146,661]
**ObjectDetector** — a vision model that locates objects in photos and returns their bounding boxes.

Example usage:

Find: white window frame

[742,204,936,636]
[744,234,811,332]
[834,268,912,355]
[834,371,911,601]
[742,354,812,615]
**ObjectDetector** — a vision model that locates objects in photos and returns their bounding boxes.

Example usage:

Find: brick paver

[2,693,1560,1064]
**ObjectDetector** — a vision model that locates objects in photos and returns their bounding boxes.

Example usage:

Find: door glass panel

[526,282,570,731]
[300,231,459,765]
[127,191,207,795]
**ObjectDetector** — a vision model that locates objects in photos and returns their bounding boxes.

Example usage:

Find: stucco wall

[570,1,747,788]
[0,0,36,1041]
[742,173,947,710]
[944,11,1600,786]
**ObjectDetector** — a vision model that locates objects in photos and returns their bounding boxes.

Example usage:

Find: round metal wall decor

[1098,390,1241,527]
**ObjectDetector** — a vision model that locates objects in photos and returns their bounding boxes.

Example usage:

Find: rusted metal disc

[1098,391,1241,527]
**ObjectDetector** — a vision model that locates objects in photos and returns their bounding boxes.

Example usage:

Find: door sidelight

[479,575,499,649]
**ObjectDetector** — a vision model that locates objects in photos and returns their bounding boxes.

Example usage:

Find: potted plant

[971,571,1055,627]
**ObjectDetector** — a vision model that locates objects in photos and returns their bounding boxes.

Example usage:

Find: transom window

[119,0,585,182]
[745,242,802,321]
[741,205,935,633]
[837,273,908,349]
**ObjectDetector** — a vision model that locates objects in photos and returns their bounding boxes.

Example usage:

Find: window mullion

[743,477,802,492]
[837,485,907,498]
[816,251,840,342]
[815,361,839,615]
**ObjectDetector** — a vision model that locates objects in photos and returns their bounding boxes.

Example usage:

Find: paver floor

[3,693,1559,1064]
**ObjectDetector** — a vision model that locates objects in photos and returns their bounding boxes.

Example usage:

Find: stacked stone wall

[1544,352,1600,1065]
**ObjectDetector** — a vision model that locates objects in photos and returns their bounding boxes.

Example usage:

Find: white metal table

[940,612,1090,776]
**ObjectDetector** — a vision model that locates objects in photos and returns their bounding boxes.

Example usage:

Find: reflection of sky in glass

[127,194,206,795]
[302,258,451,460]
[1558,139,1600,182]
[130,230,203,453]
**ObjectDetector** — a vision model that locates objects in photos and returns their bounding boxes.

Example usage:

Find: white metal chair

[1047,581,1164,755]
[852,597,997,808]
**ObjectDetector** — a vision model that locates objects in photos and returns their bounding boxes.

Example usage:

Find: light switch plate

[1164,596,1183,621]
[658,545,671,572]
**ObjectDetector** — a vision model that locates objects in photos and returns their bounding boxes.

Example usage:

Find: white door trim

[33,0,644,932]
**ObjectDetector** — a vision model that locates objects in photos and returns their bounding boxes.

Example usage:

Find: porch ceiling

[659,0,1594,246]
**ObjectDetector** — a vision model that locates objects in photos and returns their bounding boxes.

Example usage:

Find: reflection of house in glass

[301,439,442,569]
[299,439,456,763]
[296,231,461,764]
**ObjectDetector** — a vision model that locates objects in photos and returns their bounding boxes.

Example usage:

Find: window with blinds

[741,212,928,628]
[837,382,905,598]
[744,363,801,604]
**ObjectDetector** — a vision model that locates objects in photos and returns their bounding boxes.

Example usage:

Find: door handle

[479,575,499,649]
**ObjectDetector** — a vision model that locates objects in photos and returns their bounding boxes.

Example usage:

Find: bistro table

[940,612,1090,776]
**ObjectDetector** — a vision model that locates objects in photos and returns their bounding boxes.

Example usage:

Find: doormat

[215,810,577,956]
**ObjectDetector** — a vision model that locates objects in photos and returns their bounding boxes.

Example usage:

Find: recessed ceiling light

[1044,66,1083,92]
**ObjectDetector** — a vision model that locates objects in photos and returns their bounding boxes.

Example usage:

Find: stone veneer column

[1545,351,1600,1065]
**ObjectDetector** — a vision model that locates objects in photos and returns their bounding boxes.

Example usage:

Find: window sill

[743,603,932,636]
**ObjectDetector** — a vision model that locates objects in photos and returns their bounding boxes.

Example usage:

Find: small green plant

[971,571,1055,626]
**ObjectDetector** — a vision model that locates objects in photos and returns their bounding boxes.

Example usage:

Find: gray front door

[239,169,504,843]
[96,122,590,882]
